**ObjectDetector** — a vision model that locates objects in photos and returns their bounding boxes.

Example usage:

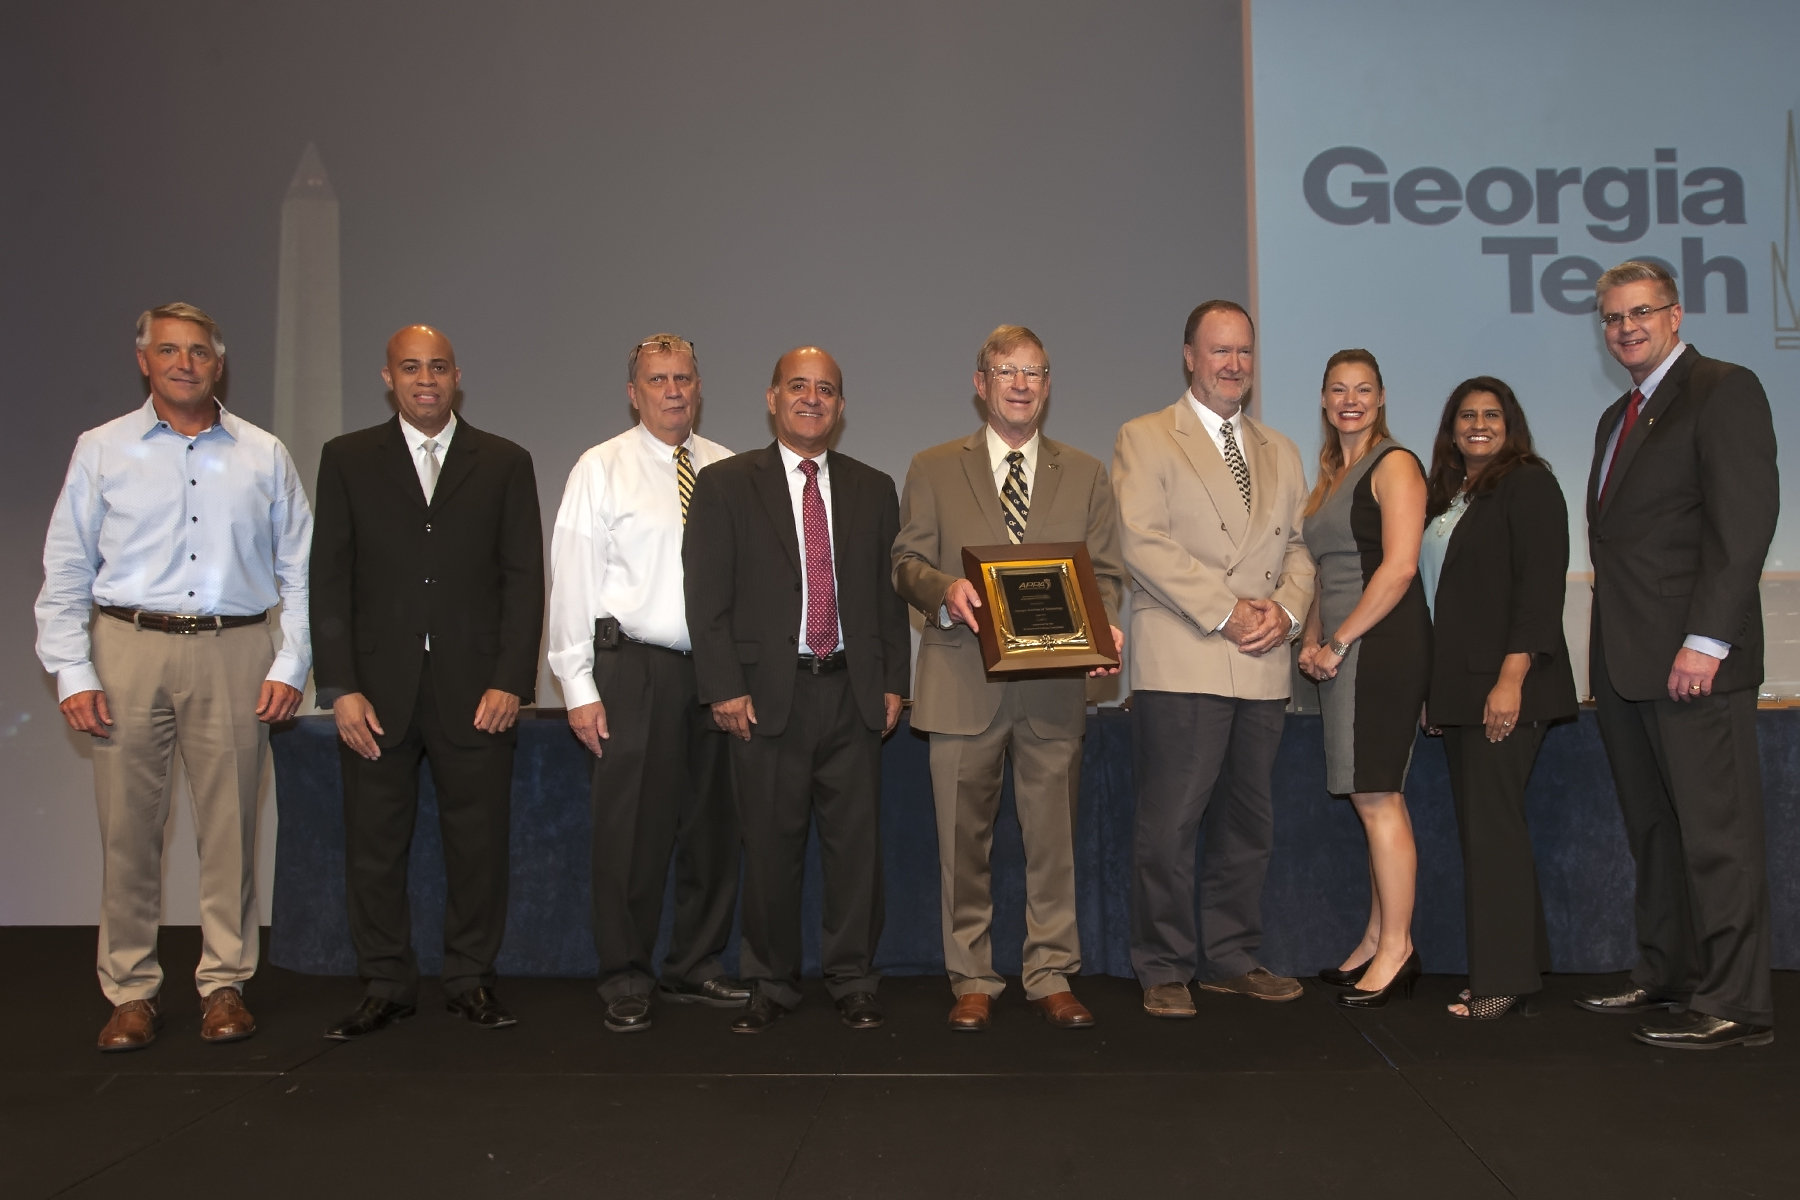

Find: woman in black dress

[1298,349,1431,1008]
[1420,378,1577,1018]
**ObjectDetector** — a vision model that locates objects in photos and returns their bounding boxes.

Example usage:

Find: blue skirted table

[269,709,1800,981]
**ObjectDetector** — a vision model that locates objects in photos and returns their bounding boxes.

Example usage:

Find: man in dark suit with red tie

[311,325,544,1039]
[683,346,909,1033]
[1579,260,1778,1050]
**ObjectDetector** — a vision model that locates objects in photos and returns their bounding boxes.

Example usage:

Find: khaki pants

[89,614,274,1003]
[928,685,1082,1000]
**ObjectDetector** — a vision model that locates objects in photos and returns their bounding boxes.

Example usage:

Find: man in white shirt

[548,334,747,1034]
[36,302,312,1052]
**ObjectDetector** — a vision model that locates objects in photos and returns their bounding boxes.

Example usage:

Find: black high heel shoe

[1335,949,1421,1009]
[1318,960,1371,988]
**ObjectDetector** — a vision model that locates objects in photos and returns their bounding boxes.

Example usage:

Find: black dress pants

[1592,633,1773,1027]
[1443,722,1552,996]
[339,654,513,1004]
[590,639,741,1001]
[1130,690,1287,986]
[729,668,884,1009]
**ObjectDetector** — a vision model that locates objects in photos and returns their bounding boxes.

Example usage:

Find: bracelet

[1328,638,1352,657]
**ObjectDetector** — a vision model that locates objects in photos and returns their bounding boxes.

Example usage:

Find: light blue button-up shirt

[35,398,314,699]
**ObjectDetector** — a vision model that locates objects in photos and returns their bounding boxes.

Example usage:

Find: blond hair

[976,324,1048,373]
[135,302,225,358]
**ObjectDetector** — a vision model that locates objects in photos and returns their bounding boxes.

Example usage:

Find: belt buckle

[808,656,821,675]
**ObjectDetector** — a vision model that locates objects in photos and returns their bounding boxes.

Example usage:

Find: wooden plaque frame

[959,541,1119,676]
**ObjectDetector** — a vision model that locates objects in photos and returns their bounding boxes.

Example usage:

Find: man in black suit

[1580,260,1778,1050]
[311,325,544,1039]
[683,346,909,1033]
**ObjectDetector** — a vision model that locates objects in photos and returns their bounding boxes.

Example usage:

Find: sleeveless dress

[1303,442,1431,796]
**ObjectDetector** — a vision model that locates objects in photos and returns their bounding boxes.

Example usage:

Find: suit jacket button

[425,523,432,532]
[1265,571,1273,579]
[1226,568,1234,576]
[1220,523,1228,532]
[788,634,798,644]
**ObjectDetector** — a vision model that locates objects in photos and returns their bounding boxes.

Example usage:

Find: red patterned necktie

[799,458,838,657]
[1601,388,1644,503]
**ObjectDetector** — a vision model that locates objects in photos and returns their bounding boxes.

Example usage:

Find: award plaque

[960,542,1119,676]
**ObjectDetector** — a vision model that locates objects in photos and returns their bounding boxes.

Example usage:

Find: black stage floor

[4,927,1793,1199]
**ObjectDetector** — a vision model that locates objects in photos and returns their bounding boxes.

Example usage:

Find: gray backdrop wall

[0,1,1250,923]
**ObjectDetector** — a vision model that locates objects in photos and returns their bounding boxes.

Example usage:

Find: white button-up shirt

[778,442,844,655]
[35,398,313,699]
[399,411,456,500]
[985,424,1039,494]
[548,422,733,708]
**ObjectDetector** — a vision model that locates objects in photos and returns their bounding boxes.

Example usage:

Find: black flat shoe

[447,986,517,1029]
[1319,961,1370,988]
[659,976,751,1008]
[1575,986,1685,1015]
[1335,950,1421,1010]
[1633,1011,1774,1050]
[1448,994,1535,1020]
[836,991,884,1030]
[732,992,784,1034]
[604,994,653,1034]
[324,996,416,1040]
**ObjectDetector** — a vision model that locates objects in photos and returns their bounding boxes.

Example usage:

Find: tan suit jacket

[1112,399,1314,700]
[893,429,1125,739]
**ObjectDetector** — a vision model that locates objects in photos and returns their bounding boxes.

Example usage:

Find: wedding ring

[1689,684,1702,693]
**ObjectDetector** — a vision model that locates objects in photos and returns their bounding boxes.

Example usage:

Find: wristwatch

[1328,637,1352,658]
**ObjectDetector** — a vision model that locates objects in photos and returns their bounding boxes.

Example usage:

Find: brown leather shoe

[1029,990,1096,1028]
[1143,982,1197,1018]
[200,987,257,1043]
[1196,967,1303,1002]
[948,992,992,1032]
[97,998,160,1052]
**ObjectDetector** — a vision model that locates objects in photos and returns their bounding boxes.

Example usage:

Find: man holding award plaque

[1112,300,1315,1017]
[893,325,1125,1032]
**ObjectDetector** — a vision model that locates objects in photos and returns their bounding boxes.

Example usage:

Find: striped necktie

[1000,450,1030,544]
[674,445,695,524]
[1220,420,1251,512]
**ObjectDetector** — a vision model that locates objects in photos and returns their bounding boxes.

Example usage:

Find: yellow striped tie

[1000,450,1030,544]
[675,445,695,524]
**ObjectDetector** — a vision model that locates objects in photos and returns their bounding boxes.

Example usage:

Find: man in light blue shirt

[35,302,312,1053]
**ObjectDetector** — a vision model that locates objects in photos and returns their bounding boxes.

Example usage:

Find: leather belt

[100,606,268,634]
[797,650,847,674]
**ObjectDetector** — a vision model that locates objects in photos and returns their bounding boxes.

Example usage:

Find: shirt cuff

[559,673,602,709]
[936,604,954,630]
[56,664,104,702]
[1682,634,1731,661]
[1278,603,1301,641]
[266,651,310,692]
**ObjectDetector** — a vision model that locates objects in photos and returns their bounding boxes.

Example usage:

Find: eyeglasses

[636,338,695,355]
[1598,303,1675,329]
[987,365,1048,382]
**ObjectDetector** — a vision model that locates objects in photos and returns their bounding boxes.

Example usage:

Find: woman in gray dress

[1298,349,1431,1008]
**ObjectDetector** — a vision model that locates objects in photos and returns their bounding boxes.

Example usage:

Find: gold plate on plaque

[960,542,1118,676]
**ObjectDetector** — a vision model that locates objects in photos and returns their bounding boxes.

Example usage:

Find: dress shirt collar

[634,420,693,460]
[777,440,827,477]
[984,424,1039,479]
[400,411,457,453]
[1183,388,1247,443]
[1635,340,1687,402]
[134,396,238,442]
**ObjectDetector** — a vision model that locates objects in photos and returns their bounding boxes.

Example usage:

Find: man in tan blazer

[893,325,1125,1032]
[1112,300,1315,1017]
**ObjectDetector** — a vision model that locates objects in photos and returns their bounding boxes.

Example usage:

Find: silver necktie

[420,438,441,502]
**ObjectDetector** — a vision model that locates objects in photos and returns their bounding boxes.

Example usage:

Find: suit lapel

[1598,346,1695,518]
[1022,436,1063,542]
[959,431,1012,544]
[381,417,427,511]
[429,418,480,512]
[1587,391,1630,522]
[1239,416,1275,541]
[1441,489,1486,571]
[1171,401,1248,545]
[752,444,803,576]
[827,450,859,587]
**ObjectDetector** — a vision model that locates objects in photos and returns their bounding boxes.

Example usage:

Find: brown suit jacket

[1112,398,1314,700]
[893,428,1124,739]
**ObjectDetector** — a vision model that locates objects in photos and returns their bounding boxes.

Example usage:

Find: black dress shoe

[1335,950,1421,1010]
[324,996,416,1040]
[1574,985,1686,1015]
[1633,1011,1774,1050]
[659,976,751,1008]
[604,994,653,1034]
[447,986,517,1029]
[731,992,784,1034]
[836,991,884,1030]
[1318,961,1370,988]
